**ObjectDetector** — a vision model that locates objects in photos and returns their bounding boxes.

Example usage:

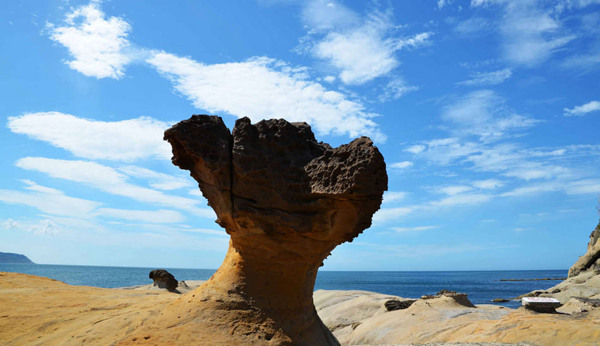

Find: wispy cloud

[456,68,512,86]
[1,218,61,235]
[441,90,539,140]
[391,225,438,233]
[471,0,576,66]
[382,191,408,204]
[0,180,100,217]
[44,2,388,143]
[564,100,600,116]
[390,161,413,169]
[47,2,134,78]
[15,157,213,217]
[147,52,385,141]
[117,166,191,190]
[298,0,431,85]
[8,112,171,161]
[96,208,184,223]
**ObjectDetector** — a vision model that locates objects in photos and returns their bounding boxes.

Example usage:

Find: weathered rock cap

[164,115,387,266]
[522,297,561,313]
[149,269,179,292]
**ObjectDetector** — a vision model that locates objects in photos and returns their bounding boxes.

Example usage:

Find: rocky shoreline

[1,271,599,345]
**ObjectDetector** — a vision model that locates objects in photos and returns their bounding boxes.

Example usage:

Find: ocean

[0,263,566,309]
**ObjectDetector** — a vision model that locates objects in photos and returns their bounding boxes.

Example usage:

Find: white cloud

[457,68,512,86]
[28,219,60,235]
[564,100,600,116]
[323,75,336,83]
[501,182,560,197]
[561,53,600,71]
[441,90,539,140]
[313,29,431,84]
[1,218,61,235]
[1,219,18,230]
[437,0,453,9]
[391,225,438,233]
[372,206,415,224]
[472,179,503,189]
[390,161,413,169]
[379,78,418,102]
[565,179,600,195]
[96,208,184,223]
[438,185,473,195]
[147,52,385,141]
[117,166,191,190]
[471,0,575,66]
[405,145,426,154]
[47,2,133,79]
[382,191,408,204]
[431,193,493,207]
[8,112,171,161]
[15,157,214,217]
[301,0,360,31]
[0,180,100,217]
[300,1,431,85]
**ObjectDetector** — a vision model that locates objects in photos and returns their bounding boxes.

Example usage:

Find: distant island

[0,252,33,264]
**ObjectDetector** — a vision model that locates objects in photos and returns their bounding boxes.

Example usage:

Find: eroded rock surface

[163,115,387,345]
[521,219,600,304]
[569,220,600,278]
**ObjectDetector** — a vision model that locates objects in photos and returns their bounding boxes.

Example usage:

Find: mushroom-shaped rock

[163,115,387,345]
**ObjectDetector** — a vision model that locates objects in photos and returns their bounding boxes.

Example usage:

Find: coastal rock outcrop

[521,219,600,304]
[163,115,387,345]
[568,220,600,277]
[149,269,179,292]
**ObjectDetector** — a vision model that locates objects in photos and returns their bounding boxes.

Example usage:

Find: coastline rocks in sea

[163,115,387,345]
[149,269,179,292]
[520,219,600,304]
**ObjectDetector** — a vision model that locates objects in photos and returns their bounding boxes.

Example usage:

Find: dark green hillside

[0,252,33,263]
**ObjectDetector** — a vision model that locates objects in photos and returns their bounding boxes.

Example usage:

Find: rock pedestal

[163,115,387,345]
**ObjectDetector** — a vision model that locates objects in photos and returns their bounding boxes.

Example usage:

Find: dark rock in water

[164,115,387,345]
[0,252,33,264]
[149,269,178,292]
[492,298,510,303]
[384,299,416,311]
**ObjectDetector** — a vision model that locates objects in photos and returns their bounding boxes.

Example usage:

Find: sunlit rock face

[164,115,387,345]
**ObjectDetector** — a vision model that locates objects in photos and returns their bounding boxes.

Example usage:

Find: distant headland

[0,252,33,264]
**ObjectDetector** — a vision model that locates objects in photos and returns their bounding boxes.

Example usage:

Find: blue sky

[1,0,599,270]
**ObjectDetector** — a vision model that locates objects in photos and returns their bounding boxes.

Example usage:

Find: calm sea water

[0,263,566,309]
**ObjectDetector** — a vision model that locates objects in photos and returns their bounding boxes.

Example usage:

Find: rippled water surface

[1,263,566,308]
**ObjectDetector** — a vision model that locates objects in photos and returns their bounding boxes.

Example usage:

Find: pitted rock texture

[164,115,387,345]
